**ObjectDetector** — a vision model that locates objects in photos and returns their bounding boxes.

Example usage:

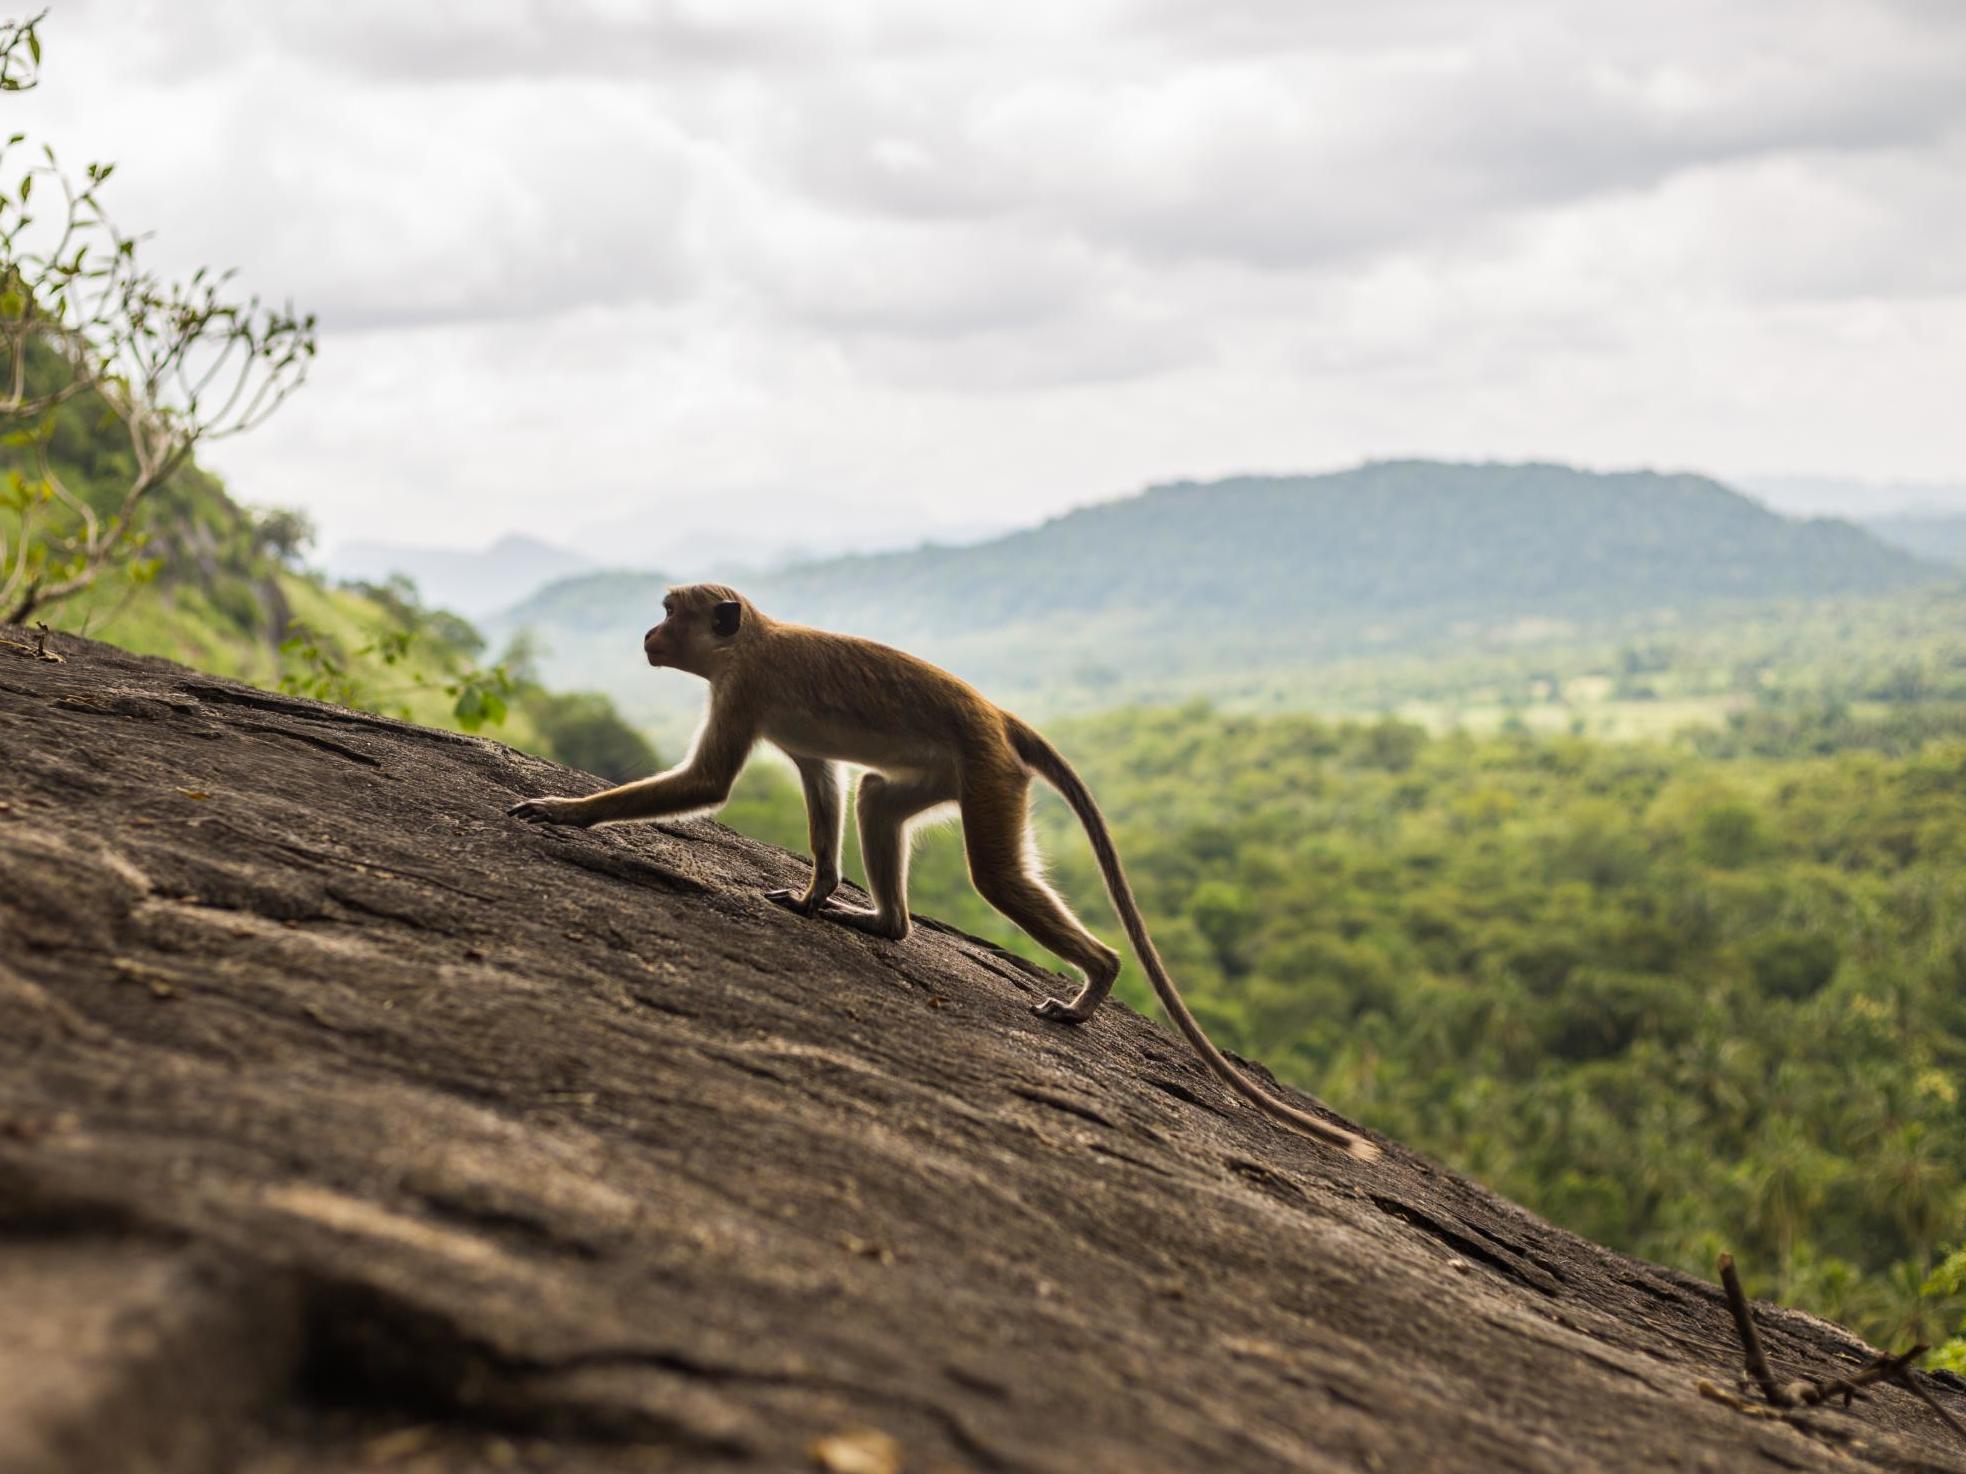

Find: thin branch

[1819,1347,1924,1404]
[1718,1253,1789,1406]
[1894,1368,1966,1444]
[1713,1252,1965,1452]
[35,437,98,550]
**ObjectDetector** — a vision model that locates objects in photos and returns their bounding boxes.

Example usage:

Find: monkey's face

[645,588,745,676]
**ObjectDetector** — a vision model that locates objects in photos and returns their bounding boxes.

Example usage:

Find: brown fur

[509,584,1378,1161]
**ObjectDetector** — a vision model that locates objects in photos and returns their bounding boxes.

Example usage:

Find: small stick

[1718,1253,1789,1406]
[1711,1253,1964,1449]
[1787,1347,1924,1409]
[1893,1368,1966,1445]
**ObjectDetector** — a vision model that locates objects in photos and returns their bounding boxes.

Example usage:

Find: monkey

[508,583,1378,1161]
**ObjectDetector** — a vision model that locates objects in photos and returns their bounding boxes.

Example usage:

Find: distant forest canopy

[488,460,1962,733]
[720,699,1966,1363]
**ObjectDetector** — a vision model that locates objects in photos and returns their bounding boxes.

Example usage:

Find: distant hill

[1864,513,1966,570]
[1740,473,1966,519]
[491,461,1949,722]
[750,460,1932,628]
[325,533,595,617]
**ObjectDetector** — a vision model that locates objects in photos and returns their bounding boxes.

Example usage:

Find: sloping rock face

[3,628,1963,1474]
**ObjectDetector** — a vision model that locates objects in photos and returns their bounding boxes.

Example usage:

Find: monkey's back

[748,621,1011,775]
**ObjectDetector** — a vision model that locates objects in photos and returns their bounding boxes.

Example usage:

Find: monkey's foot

[764,887,837,918]
[1032,996,1096,1026]
[816,905,910,942]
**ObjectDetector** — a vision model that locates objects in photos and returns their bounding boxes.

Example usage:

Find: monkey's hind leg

[812,770,955,941]
[960,775,1120,1025]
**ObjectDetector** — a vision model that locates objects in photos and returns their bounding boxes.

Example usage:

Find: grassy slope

[46,568,557,753]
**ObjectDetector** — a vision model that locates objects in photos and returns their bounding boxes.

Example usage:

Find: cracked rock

[4,627,1965,1473]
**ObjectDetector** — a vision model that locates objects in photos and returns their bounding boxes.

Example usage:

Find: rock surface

[3,627,1964,1474]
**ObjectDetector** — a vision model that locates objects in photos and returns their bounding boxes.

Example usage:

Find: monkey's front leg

[765,758,845,916]
[508,732,750,829]
[508,774,724,828]
[507,794,600,826]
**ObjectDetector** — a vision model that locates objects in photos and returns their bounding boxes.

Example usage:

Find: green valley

[721,699,1966,1360]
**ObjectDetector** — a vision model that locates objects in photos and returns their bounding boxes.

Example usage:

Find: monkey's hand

[507,795,596,827]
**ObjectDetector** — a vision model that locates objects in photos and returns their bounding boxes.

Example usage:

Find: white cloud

[6,0,1962,551]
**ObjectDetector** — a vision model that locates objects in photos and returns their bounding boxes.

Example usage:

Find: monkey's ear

[711,600,743,638]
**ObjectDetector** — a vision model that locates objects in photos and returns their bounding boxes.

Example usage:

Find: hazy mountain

[572,506,1016,577]
[1737,473,1966,519]
[745,459,1929,627]
[491,461,1948,722]
[1863,512,1966,569]
[325,533,595,617]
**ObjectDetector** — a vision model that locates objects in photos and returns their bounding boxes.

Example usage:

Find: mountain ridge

[1866,512,1966,570]
[486,460,1949,721]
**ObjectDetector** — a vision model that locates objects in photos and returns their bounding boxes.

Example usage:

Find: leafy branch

[0,10,42,93]
[0,16,315,624]
[280,620,516,733]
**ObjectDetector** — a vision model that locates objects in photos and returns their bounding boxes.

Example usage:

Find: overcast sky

[12,0,1966,561]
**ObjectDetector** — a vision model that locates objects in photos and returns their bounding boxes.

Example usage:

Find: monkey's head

[644,584,751,677]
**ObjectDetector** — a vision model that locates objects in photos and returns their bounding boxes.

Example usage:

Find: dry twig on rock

[1714,1252,1961,1449]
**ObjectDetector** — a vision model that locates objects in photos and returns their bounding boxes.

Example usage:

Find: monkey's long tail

[1007,720,1380,1162]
